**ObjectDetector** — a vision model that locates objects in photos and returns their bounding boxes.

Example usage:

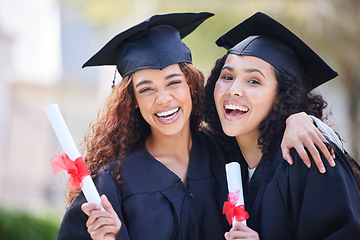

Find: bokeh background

[0,0,359,238]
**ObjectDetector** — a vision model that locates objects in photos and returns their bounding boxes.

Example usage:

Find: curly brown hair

[66,62,205,207]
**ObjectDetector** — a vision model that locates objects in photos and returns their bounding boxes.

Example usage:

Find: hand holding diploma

[223,162,249,226]
[45,103,102,207]
[82,195,122,240]
[224,222,259,240]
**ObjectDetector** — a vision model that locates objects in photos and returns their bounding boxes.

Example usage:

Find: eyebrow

[222,65,266,78]
[135,80,152,88]
[135,73,183,88]
[245,68,266,78]
[222,65,234,72]
[165,73,183,80]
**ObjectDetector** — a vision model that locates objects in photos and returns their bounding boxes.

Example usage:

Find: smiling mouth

[224,104,249,116]
[155,107,180,119]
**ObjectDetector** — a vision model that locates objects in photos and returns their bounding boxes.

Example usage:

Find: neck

[146,129,192,158]
[145,127,192,184]
[235,131,263,169]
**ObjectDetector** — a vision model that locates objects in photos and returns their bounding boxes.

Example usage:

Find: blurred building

[0,0,103,216]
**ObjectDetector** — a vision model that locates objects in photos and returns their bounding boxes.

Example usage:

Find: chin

[221,126,238,137]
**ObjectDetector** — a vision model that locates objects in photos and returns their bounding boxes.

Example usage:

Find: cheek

[184,90,192,110]
[134,94,143,109]
[176,83,191,99]
[253,90,277,115]
[263,89,277,105]
[174,86,192,115]
[135,97,152,118]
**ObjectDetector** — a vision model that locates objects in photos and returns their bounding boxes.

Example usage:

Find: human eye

[248,79,260,85]
[139,87,153,94]
[224,75,233,81]
[220,73,233,81]
[168,80,182,87]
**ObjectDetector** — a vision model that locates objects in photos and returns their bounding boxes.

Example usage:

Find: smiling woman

[56,12,236,240]
[205,12,360,239]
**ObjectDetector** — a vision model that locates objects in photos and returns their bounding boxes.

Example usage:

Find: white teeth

[225,104,249,112]
[156,107,179,117]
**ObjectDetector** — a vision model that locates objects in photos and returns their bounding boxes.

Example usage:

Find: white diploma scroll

[45,103,102,207]
[225,162,246,226]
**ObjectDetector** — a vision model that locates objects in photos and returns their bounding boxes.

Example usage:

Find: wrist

[286,112,311,125]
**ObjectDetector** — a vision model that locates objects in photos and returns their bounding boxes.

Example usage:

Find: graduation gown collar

[113,131,213,195]
[243,140,283,207]
[249,148,282,187]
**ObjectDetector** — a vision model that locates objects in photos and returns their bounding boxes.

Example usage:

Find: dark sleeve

[273,145,360,240]
[57,168,130,240]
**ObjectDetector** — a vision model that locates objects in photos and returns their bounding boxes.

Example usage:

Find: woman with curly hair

[205,12,360,239]
[56,12,229,240]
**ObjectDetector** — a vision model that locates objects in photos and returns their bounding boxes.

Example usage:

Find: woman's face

[214,54,278,139]
[132,63,192,137]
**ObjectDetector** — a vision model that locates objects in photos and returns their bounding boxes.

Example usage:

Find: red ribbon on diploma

[50,152,90,189]
[223,190,249,225]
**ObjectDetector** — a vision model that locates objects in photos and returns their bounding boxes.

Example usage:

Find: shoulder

[99,142,149,178]
[192,129,240,167]
[289,140,354,176]
[118,141,148,168]
[198,127,240,154]
[265,144,360,212]
[277,142,360,195]
[57,196,90,239]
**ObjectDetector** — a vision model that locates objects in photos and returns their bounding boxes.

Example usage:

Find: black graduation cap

[83,12,214,77]
[216,12,338,89]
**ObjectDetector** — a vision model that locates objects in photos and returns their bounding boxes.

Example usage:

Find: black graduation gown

[243,141,360,240]
[56,130,231,240]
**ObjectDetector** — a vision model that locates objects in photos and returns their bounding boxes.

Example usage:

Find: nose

[156,90,173,104]
[227,79,243,97]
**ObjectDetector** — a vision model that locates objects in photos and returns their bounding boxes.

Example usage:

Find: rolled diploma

[225,162,246,226]
[45,103,102,207]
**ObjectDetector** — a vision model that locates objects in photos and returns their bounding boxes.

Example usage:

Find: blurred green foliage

[0,207,59,240]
